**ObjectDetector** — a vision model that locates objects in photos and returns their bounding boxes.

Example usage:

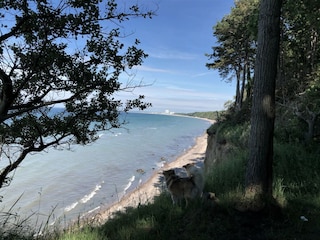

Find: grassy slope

[2,111,320,240]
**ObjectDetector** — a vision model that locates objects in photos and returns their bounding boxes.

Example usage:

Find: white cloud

[116,83,232,113]
[132,65,176,74]
[191,72,212,78]
[148,49,198,60]
[146,95,228,113]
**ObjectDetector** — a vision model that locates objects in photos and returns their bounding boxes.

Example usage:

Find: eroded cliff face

[204,131,233,174]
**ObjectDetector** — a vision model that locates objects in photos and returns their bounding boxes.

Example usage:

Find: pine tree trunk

[235,66,241,111]
[245,0,282,198]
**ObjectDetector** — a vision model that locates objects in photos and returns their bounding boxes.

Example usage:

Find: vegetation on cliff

[206,0,319,207]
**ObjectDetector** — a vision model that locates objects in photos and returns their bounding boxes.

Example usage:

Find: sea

[0,112,211,228]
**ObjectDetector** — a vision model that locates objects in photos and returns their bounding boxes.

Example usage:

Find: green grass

[2,118,320,239]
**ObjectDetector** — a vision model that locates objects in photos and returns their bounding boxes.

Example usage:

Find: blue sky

[116,0,237,113]
[2,0,236,113]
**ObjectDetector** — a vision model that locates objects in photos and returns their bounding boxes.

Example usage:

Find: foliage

[208,0,320,141]
[277,0,320,142]
[280,0,320,100]
[206,0,259,111]
[0,0,154,189]
[274,141,320,196]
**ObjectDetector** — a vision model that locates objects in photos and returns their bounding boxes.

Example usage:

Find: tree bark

[235,65,241,111]
[245,0,282,198]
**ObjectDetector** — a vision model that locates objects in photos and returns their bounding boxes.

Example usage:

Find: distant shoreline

[151,112,216,124]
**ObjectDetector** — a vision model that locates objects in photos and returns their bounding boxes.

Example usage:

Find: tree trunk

[245,0,282,198]
[235,65,241,111]
[246,63,252,100]
[240,53,247,109]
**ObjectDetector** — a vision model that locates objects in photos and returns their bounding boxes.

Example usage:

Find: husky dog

[183,163,205,196]
[162,169,199,206]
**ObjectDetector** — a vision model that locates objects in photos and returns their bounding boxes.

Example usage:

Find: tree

[0,0,154,189]
[206,0,259,111]
[245,0,282,199]
[277,0,320,142]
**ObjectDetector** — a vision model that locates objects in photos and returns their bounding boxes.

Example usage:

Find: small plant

[272,178,287,207]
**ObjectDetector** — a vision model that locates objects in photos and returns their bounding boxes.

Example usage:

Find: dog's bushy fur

[163,169,199,206]
[183,163,205,196]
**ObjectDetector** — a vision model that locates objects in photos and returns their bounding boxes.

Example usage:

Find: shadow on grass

[91,188,320,240]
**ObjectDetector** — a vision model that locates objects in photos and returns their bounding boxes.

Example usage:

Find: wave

[64,201,79,212]
[64,183,102,212]
[80,206,101,219]
[156,160,166,168]
[123,175,135,193]
[98,133,104,138]
[80,184,102,204]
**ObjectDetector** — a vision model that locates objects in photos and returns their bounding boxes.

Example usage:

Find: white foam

[123,175,135,193]
[80,206,101,219]
[65,183,103,213]
[98,133,104,138]
[64,201,79,212]
[87,206,100,214]
[80,184,102,204]
[156,160,166,168]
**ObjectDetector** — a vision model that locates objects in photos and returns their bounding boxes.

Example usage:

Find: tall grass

[274,141,320,196]
[205,148,247,196]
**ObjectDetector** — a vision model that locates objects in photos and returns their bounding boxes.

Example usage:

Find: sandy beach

[94,130,209,223]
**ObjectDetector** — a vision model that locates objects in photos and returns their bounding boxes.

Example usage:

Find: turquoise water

[0,113,210,227]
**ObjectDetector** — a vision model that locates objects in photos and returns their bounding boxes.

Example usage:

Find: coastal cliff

[204,121,249,174]
[204,128,232,173]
